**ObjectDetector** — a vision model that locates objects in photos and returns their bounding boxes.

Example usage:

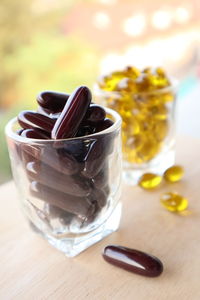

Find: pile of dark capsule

[17,86,115,226]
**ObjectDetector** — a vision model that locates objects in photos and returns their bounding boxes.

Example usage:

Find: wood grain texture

[1,136,200,300]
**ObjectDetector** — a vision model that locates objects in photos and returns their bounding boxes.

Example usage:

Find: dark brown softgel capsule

[103,245,163,277]
[37,91,70,113]
[51,86,91,139]
[18,111,55,133]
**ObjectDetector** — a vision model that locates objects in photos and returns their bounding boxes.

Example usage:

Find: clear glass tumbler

[94,82,178,184]
[5,108,122,257]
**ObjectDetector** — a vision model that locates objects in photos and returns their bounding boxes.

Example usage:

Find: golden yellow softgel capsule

[160,192,188,212]
[164,165,184,182]
[97,66,174,164]
[138,173,162,189]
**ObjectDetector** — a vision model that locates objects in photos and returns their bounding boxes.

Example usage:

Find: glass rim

[5,107,122,143]
[94,77,179,97]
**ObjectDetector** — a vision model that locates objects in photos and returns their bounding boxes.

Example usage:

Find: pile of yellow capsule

[97,66,175,164]
[138,165,188,213]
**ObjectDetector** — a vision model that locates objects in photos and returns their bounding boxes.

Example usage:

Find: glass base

[29,202,121,257]
[123,146,175,186]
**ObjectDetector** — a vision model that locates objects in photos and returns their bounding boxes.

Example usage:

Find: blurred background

[0,0,200,184]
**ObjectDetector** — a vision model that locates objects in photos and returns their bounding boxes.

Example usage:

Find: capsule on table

[37,91,70,113]
[163,165,184,183]
[160,192,188,212]
[138,173,162,189]
[51,86,91,139]
[18,110,55,133]
[103,245,163,277]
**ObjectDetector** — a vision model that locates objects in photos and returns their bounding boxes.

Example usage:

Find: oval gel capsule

[138,173,162,189]
[18,111,55,133]
[86,104,106,124]
[160,192,188,212]
[163,165,184,183]
[21,128,50,139]
[52,86,91,139]
[103,245,163,277]
[37,91,70,113]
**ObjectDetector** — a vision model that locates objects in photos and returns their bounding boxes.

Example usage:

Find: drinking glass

[95,82,178,184]
[5,108,122,257]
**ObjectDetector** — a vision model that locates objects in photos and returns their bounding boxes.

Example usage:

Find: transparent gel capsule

[160,192,188,212]
[97,65,174,165]
[154,120,168,142]
[164,165,184,183]
[137,137,161,162]
[138,173,162,189]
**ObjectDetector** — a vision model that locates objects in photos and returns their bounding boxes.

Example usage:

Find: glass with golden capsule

[95,67,178,184]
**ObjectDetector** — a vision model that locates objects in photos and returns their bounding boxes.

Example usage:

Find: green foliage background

[0,1,100,183]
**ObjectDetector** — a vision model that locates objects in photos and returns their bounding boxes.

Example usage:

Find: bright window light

[152,10,172,30]
[98,0,118,5]
[175,7,191,24]
[100,53,126,73]
[93,12,111,30]
[123,14,146,37]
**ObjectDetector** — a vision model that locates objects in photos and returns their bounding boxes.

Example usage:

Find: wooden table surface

[1,136,200,300]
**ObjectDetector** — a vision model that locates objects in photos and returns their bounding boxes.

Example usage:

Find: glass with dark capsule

[5,108,122,257]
